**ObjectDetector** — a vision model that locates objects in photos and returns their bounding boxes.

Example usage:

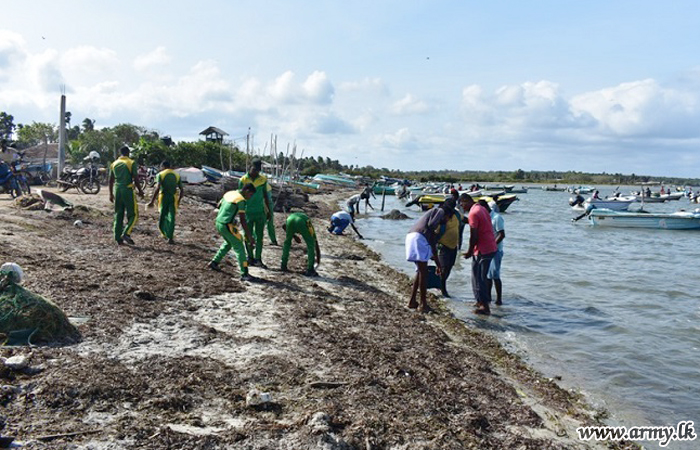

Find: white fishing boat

[588,208,700,229]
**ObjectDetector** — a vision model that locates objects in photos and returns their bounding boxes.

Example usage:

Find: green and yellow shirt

[110,156,137,188]
[216,190,247,225]
[157,169,182,197]
[238,172,268,214]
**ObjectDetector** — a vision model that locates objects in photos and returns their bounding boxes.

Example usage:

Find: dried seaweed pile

[14,194,43,210]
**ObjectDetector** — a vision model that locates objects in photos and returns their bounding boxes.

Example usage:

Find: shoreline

[0,188,637,448]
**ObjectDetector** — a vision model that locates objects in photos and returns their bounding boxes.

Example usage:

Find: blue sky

[2,1,700,177]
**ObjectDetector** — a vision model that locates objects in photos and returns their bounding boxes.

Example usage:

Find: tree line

[1,111,697,186]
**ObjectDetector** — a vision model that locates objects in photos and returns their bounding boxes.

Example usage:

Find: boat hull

[588,209,700,229]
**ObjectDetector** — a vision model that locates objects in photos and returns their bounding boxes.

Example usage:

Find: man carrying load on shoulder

[281,212,321,277]
[239,158,272,268]
[147,160,183,244]
[109,145,145,245]
[207,183,257,282]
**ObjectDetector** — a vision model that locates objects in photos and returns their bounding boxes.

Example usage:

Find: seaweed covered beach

[0,188,637,449]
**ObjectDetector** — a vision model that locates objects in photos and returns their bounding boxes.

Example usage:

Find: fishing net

[0,271,80,345]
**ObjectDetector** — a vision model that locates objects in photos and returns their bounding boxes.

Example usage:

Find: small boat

[201,165,224,182]
[290,180,320,193]
[542,185,566,191]
[409,193,518,213]
[584,196,636,211]
[373,183,397,195]
[312,174,357,187]
[588,208,700,229]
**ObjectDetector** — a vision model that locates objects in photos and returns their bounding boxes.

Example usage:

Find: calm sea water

[350,186,700,450]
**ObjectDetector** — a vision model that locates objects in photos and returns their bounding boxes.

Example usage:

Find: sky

[2,0,700,177]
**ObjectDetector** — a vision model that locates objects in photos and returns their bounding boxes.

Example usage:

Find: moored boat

[588,208,700,229]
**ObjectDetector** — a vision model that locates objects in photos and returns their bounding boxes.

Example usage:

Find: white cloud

[378,127,418,150]
[302,70,334,104]
[268,70,298,103]
[133,46,171,72]
[27,49,65,93]
[0,30,26,81]
[391,93,429,115]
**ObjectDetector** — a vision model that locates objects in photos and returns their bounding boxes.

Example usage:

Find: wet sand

[0,187,637,449]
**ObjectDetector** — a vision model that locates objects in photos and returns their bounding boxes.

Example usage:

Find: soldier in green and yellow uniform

[147,160,184,244]
[265,182,278,245]
[207,183,257,281]
[281,212,321,277]
[109,146,145,245]
[239,159,272,267]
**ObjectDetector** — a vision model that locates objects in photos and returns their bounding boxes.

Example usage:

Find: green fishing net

[0,271,80,345]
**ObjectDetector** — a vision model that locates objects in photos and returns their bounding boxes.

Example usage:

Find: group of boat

[569,187,700,230]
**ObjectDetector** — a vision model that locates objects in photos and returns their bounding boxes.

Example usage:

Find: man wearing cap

[487,200,506,305]
[239,159,273,268]
[459,193,498,315]
[109,145,145,245]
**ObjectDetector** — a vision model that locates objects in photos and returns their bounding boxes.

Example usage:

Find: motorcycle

[137,165,158,192]
[57,152,104,195]
[0,160,28,198]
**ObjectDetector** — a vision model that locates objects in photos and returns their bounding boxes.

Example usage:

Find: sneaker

[122,235,135,245]
[247,258,257,267]
[116,239,124,246]
[240,273,257,282]
[270,241,279,246]
[206,261,222,272]
[304,269,319,277]
[255,259,268,269]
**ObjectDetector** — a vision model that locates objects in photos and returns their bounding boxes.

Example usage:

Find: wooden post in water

[381,185,387,211]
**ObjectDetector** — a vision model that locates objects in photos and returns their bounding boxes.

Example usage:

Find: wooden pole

[381,185,387,211]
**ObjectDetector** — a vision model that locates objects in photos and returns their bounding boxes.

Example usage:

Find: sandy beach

[0,187,637,449]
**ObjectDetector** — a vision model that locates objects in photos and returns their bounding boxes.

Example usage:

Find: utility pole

[58,89,66,176]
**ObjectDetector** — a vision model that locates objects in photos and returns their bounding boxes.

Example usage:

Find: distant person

[645,187,652,198]
[207,184,257,281]
[147,160,184,244]
[591,190,600,200]
[486,201,505,305]
[109,145,145,245]
[405,201,454,313]
[328,210,363,238]
[437,198,460,298]
[264,182,278,245]
[239,158,273,268]
[660,185,665,195]
[459,193,498,315]
[346,193,362,219]
[362,183,376,212]
[281,212,321,276]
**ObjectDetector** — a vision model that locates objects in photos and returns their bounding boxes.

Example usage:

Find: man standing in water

[487,200,506,305]
[239,159,273,268]
[281,212,321,276]
[147,160,183,244]
[208,183,257,281]
[405,202,454,313]
[459,193,498,315]
[109,145,144,245]
[437,198,460,298]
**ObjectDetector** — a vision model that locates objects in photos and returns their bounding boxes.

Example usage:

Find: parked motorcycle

[0,160,27,198]
[137,165,158,192]
[57,151,104,195]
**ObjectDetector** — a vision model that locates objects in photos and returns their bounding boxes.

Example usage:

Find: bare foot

[495,300,502,306]
[420,304,434,314]
[474,305,491,315]
[407,302,419,309]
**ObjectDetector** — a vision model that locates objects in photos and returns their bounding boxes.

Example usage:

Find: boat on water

[372,183,397,195]
[312,174,357,187]
[587,208,700,229]
[408,192,519,213]
[568,185,596,194]
[542,185,566,191]
[577,196,636,211]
